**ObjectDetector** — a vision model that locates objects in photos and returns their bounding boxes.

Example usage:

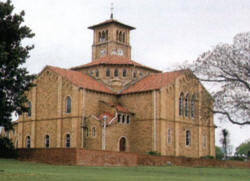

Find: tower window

[167,129,171,144]
[114,69,118,77]
[123,69,127,77]
[26,136,31,148]
[66,96,71,113]
[45,135,50,148]
[27,101,32,117]
[185,130,191,146]
[65,134,70,148]
[118,114,121,123]
[122,115,125,123]
[106,69,110,77]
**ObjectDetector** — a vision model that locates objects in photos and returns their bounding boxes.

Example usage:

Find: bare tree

[191,32,250,125]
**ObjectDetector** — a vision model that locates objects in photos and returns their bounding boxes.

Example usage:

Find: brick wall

[17,148,250,168]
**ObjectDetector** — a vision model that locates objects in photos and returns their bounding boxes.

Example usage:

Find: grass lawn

[0,159,249,181]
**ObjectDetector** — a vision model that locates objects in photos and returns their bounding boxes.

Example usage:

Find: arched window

[106,69,110,77]
[122,32,125,42]
[86,127,88,137]
[185,94,189,117]
[119,137,126,152]
[118,114,121,123]
[179,93,184,116]
[116,30,119,41]
[45,135,50,148]
[114,69,118,77]
[133,71,137,78]
[92,127,96,136]
[123,69,127,77]
[185,130,191,146]
[167,129,171,144]
[127,115,130,124]
[105,30,108,40]
[122,115,125,123]
[27,102,32,117]
[26,136,31,148]
[96,69,99,77]
[119,31,122,41]
[98,32,101,42]
[191,95,195,118]
[65,134,70,148]
[101,31,105,42]
[66,96,71,113]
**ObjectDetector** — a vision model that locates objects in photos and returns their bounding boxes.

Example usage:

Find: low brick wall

[17,148,250,168]
[17,148,77,165]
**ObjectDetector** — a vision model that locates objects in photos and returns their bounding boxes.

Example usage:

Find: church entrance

[119,137,126,152]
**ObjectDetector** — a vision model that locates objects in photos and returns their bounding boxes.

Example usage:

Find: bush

[147,151,161,156]
[0,136,17,158]
[229,156,245,161]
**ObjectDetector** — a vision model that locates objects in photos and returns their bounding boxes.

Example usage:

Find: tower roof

[88,18,135,30]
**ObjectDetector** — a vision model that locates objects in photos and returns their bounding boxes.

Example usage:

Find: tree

[191,32,250,125]
[0,136,17,158]
[215,146,224,160]
[0,0,35,130]
[220,129,230,160]
[235,139,250,158]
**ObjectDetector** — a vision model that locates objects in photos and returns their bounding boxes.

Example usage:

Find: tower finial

[110,2,114,19]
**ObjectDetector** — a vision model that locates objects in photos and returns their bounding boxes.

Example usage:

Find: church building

[9,15,215,158]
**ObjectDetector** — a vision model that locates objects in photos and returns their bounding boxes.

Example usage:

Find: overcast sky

[11,0,250,151]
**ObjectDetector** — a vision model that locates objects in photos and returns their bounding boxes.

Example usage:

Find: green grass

[0,159,249,181]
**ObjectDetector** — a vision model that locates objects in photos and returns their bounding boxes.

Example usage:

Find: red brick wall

[17,148,77,165]
[76,149,137,166]
[17,148,250,168]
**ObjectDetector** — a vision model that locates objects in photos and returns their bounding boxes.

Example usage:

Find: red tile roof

[71,55,161,72]
[88,19,135,30]
[48,66,113,94]
[121,70,185,94]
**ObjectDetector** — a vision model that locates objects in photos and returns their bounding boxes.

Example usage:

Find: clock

[100,49,106,57]
[117,48,124,56]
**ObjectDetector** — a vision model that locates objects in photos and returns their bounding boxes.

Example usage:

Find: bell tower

[88,14,135,61]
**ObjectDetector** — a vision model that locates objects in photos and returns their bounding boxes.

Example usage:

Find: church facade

[10,17,215,158]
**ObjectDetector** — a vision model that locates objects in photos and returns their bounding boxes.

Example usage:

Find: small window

[139,72,143,77]
[98,32,101,42]
[96,70,99,77]
[106,69,110,77]
[86,127,88,137]
[179,93,184,116]
[133,71,137,78]
[167,129,171,144]
[92,127,96,137]
[119,31,122,41]
[203,134,206,148]
[66,96,71,113]
[185,130,191,146]
[26,136,31,148]
[123,69,127,77]
[127,115,130,124]
[185,94,189,117]
[114,69,118,77]
[105,30,108,41]
[45,135,50,148]
[122,115,125,123]
[122,32,125,42]
[118,114,121,123]
[27,102,32,117]
[66,134,70,148]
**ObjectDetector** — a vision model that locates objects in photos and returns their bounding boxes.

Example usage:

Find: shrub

[0,136,17,158]
[147,151,161,156]
[201,155,215,160]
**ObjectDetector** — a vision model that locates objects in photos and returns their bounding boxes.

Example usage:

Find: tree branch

[213,110,250,125]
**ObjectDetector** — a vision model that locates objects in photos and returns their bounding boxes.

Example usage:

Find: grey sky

[11,0,250,151]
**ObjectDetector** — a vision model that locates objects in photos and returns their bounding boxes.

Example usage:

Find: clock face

[117,48,124,56]
[100,49,106,57]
